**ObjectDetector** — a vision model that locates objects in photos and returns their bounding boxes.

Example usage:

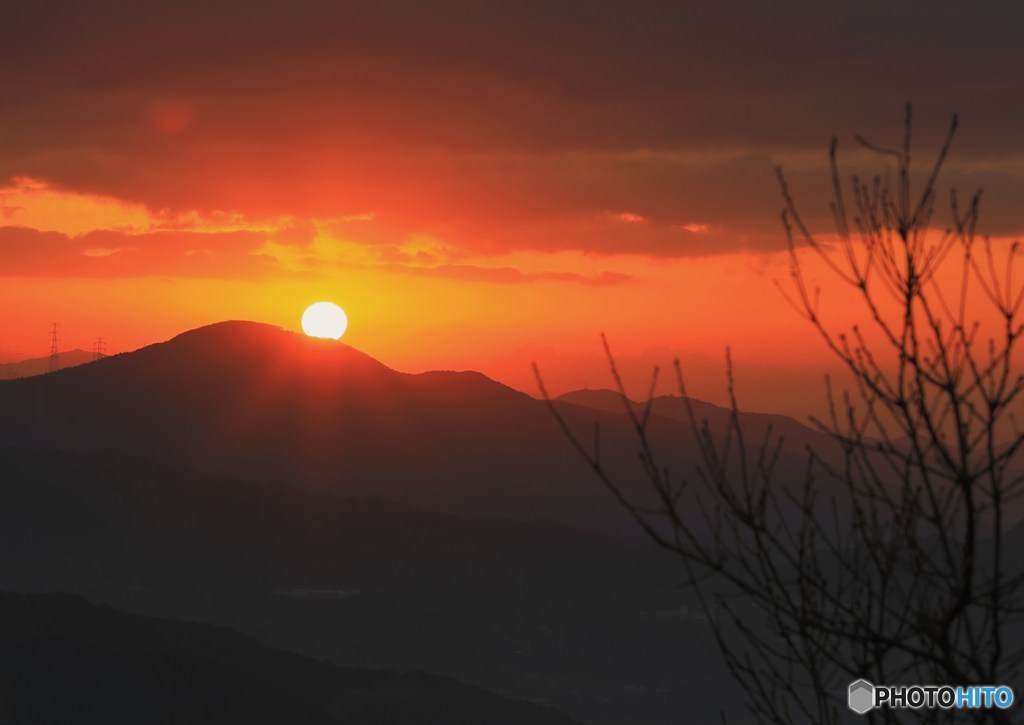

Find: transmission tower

[48,322,60,372]
[94,337,107,361]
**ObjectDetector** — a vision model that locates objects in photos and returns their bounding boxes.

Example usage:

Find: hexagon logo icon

[848,679,875,714]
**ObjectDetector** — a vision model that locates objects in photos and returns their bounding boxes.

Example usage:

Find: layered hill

[0,446,663,596]
[0,446,722,725]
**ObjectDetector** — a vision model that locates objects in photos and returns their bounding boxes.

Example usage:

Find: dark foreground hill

[0,591,581,725]
[0,446,725,725]
[0,321,825,535]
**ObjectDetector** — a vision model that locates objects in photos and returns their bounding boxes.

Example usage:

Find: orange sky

[2,1,1023,420]
[2,174,1015,422]
[0,175,812,376]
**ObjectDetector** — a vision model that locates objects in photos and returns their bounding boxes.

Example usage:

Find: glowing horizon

[2,2,1023,422]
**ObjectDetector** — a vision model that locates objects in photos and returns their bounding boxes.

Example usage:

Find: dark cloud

[1,0,1022,258]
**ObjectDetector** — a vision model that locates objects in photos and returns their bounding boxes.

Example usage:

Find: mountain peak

[127,319,396,378]
[169,319,288,341]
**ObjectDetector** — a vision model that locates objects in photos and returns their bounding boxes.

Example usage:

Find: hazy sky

[1,0,1022,414]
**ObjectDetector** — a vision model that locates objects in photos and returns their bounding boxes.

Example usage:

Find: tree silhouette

[538,106,1023,723]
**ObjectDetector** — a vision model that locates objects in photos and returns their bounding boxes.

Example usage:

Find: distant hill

[0,591,581,725]
[556,388,833,454]
[0,349,96,379]
[0,321,829,534]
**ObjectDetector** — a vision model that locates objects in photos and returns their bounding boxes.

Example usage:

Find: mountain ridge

[556,388,831,452]
[0,320,826,535]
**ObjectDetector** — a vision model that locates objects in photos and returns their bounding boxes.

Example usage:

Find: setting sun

[301,301,348,340]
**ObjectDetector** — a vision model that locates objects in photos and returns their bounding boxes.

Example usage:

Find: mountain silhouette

[0,321,827,533]
[0,324,820,723]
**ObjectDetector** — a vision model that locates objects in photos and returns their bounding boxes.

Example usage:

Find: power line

[94,337,107,361]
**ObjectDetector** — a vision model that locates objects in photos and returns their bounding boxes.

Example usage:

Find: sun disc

[302,302,348,340]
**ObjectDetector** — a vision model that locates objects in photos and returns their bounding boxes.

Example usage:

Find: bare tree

[537,106,1024,723]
